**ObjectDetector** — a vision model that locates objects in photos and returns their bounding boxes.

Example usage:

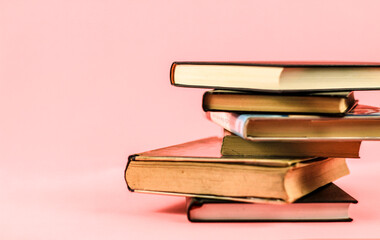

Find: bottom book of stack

[186,183,357,222]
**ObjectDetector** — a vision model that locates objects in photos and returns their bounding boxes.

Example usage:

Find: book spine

[186,197,201,222]
[170,62,177,85]
[124,154,138,192]
[206,112,248,139]
[201,91,211,112]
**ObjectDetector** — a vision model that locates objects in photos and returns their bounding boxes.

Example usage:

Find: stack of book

[125,61,380,222]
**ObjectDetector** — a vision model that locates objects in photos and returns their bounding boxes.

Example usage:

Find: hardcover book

[186,183,357,222]
[207,105,380,141]
[221,134,361,158]
[171,61,380,92]
[202,90,357,115]
[125,137,349,203]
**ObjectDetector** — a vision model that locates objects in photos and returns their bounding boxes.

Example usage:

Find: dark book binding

[186,183,357,222]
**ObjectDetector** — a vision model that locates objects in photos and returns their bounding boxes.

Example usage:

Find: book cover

[221,134,361,158]
[171,61,380,92]
[125,137,349,203]
[186,183,357,222]
[207,105,380,141]
[202,90,357,115]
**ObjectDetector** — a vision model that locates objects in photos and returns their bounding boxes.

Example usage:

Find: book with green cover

[221,134,361,158]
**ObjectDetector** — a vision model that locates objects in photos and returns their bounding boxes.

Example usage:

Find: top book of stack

[170,61,380,92]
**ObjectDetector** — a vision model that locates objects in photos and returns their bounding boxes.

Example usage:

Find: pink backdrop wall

[2,0,380,239]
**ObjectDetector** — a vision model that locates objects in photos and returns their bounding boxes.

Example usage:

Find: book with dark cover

[186,183,357,222]
[171,61,380,92]
[207,105,380,141]
[202,90,357,115]
[125,137,349,203]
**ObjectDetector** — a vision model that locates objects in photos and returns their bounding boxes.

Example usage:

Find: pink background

[2,0,380,239]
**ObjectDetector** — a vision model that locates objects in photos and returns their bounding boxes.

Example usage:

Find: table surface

[2,141,380,240]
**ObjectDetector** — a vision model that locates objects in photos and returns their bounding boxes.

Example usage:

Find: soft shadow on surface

[155,200,186,215]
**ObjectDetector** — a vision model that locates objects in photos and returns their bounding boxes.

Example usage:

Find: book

[202,90,357,115]
[221,134,361,158]
[170,61,380,92]
[207,105,380,141]
[186,183,357,222]
[125,137,349,203]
